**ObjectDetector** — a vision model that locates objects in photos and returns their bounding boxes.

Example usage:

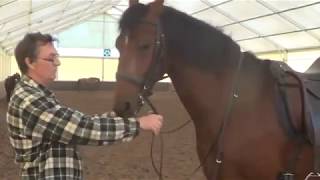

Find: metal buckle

[304,172,320,180]
[281,172,294,180]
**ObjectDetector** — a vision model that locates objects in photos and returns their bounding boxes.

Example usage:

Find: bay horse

[113,0,318,179]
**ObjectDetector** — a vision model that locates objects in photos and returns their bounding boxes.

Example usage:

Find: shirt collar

[21,75,54,97]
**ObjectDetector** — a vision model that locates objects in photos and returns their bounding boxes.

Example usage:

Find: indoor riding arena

[1,0,320,180]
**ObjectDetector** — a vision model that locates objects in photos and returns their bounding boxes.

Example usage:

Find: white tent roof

[1,0,320,55]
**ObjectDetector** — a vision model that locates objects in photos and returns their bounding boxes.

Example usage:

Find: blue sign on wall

[103,48,111,57]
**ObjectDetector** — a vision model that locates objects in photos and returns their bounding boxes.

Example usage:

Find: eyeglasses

[38,55,59,63]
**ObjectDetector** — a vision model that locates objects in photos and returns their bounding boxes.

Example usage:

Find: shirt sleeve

[20,92,140,145]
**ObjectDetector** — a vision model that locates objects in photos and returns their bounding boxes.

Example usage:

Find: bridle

[116,19,167,108]
[115,19,168,180]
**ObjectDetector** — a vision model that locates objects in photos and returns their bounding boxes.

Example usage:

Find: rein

[142,94,192,180]
[194,52,244,180]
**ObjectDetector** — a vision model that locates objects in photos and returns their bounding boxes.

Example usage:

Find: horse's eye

[139,44,151,51]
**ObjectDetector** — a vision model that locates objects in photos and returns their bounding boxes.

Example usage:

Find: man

[6,32,163,179]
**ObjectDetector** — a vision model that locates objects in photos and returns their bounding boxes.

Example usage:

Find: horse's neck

[168,63,234,131]
[168,58,275,131]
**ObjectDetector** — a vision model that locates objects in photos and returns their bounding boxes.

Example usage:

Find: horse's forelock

[119,3,149,33]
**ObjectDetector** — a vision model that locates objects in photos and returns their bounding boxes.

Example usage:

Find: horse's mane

[119,3,241,71]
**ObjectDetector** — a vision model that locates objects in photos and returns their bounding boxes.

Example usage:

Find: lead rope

[142,87,192,180]
[142,96,164,180]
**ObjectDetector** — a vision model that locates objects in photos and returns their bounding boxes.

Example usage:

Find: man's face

[28,42,60,85]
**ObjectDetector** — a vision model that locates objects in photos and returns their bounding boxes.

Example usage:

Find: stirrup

[304,172,320,180]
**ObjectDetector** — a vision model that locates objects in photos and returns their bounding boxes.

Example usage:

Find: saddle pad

[306,81,320,100]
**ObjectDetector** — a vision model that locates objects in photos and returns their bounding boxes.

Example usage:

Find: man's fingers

[138,114,163,134]
[153,126,160,135]
[153,119,162,135]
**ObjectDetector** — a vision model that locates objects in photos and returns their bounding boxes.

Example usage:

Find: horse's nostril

[124,102,130,112]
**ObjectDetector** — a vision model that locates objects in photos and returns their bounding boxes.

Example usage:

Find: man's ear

[25,57,35,69]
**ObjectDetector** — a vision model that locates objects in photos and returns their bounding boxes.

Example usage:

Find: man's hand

[138,114,163,135]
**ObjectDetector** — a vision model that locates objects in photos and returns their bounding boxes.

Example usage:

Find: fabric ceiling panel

[63,3,92,17]
[117,0,129,6]
[2,28,27,43]
[56,4,109,27]
[117,0,155,5]
[222,24,257,41]
[1,16,30,34]
[0,0,29,22]
[55,9,109,33]
[165,0,208,14]
[308,29,320,38]
[193,8,233,27]
[2,34,22,47]
[29,1,66,25]
[268,32,320,50]
[262,0,320,11]
[216,1,271,21]
[0,33,8,42]
[0,0,16,6]
[30,15,61,29]
[107,7,124,17]
[238,38,279,53]
[113,5,127,13]
[63,0,110,19]
[31,0,59,9]
[205,0,231,6]
[243,14,300,36]
[283,4,320,29]
[31,1,68,21]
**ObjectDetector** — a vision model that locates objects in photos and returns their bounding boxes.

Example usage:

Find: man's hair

[14,32,56,74]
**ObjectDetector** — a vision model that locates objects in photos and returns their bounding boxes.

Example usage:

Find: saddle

[270,60,320,175]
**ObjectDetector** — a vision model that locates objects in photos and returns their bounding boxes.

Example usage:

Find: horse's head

[113,0,166,117]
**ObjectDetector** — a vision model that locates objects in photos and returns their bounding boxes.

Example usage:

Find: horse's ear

[148,0,164,19]
[129,0,139,6]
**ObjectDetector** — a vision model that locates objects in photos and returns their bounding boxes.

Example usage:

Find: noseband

[116,20,167,109]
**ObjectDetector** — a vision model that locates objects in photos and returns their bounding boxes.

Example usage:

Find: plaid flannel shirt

[6,75,139,180]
